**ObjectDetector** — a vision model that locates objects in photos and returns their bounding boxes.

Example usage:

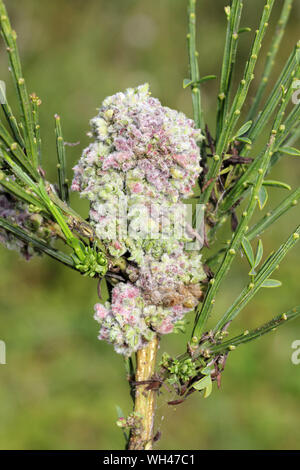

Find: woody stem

[128,336,159,450]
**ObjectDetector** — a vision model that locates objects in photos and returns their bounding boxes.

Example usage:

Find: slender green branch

[0,170,45,211]
[1,100,24,147]
[30,94,42,164]
[1,147,87,262]
[246,0,294,121]
[201,0,275,205]
[193,136,275,339]
[209,305,300,355]
[207,172,300,269]
[193,75,294,339]
[0,216,74,268]
[0,121,39,180]
[55,114,69,203]
[220,47,300,214]
[0,2,38,167]
[37,181,86,261]
[214,225,300,332]
[187,0,204,131]
[240,44,299,157]
[216,0,243,140]
[0,146,40,192]
[247,187,300,240]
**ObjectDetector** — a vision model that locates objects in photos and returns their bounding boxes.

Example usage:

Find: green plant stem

[193,75,294,339]
[201,0,275,205]
[216,0,243,140]
[214,225,300,332]
[0,2,38,167]
[247,187,300,240]
[0,170,45,211]
[0,122,39,180]
[1,100,24,147]
[55,114,69,203]
[30,94,42,164]
[187,0,204,131]
[0,216,74,268]
[209,305,300,355]
[246,0,294,121]
[219,46,300,214]
[193,136,275,339]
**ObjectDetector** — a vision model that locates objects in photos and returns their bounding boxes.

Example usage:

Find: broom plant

[0,0,299,450]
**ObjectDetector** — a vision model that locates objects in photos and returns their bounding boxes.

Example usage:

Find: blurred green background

[0,0,300,450]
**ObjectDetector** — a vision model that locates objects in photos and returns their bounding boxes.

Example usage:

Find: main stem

[128,336,159,450]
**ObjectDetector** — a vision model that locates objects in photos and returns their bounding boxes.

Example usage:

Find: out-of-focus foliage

[0,0,299,449]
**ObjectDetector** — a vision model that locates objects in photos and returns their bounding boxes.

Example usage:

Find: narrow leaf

[241,237,255,267]
[261,279,282,288]
[263,180,291,190]
[278,146,300,156]
[235,120,253,137]
[183,75,217,89]
[235,136,252,145]
[183,78,193,89]
[254,239,263,268]
[203,379,212,398]
[198,75,217,84]
[258,186,268,210]
[238,27,251,34]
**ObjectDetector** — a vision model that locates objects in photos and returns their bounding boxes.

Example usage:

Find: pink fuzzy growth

[131,182,143,194]
[94,303,109,321]
[156,317,174,335]
[71,179,81,192]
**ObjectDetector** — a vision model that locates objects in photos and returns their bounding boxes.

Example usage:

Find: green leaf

[183,78,193,89]
[203,379,212,398]
[242,237,255,267]
[238,27,252,34]
[193,374,212,398]
[183,75,217,89]
[197,75,217,84]
[258,186,268,210]
[254,239,263,268]
[235,136,252,145]
[263,180,291,190]
[261,279,282,288]
[235,120,253,137]
[200,365,214,376]
[278,146,300,156]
